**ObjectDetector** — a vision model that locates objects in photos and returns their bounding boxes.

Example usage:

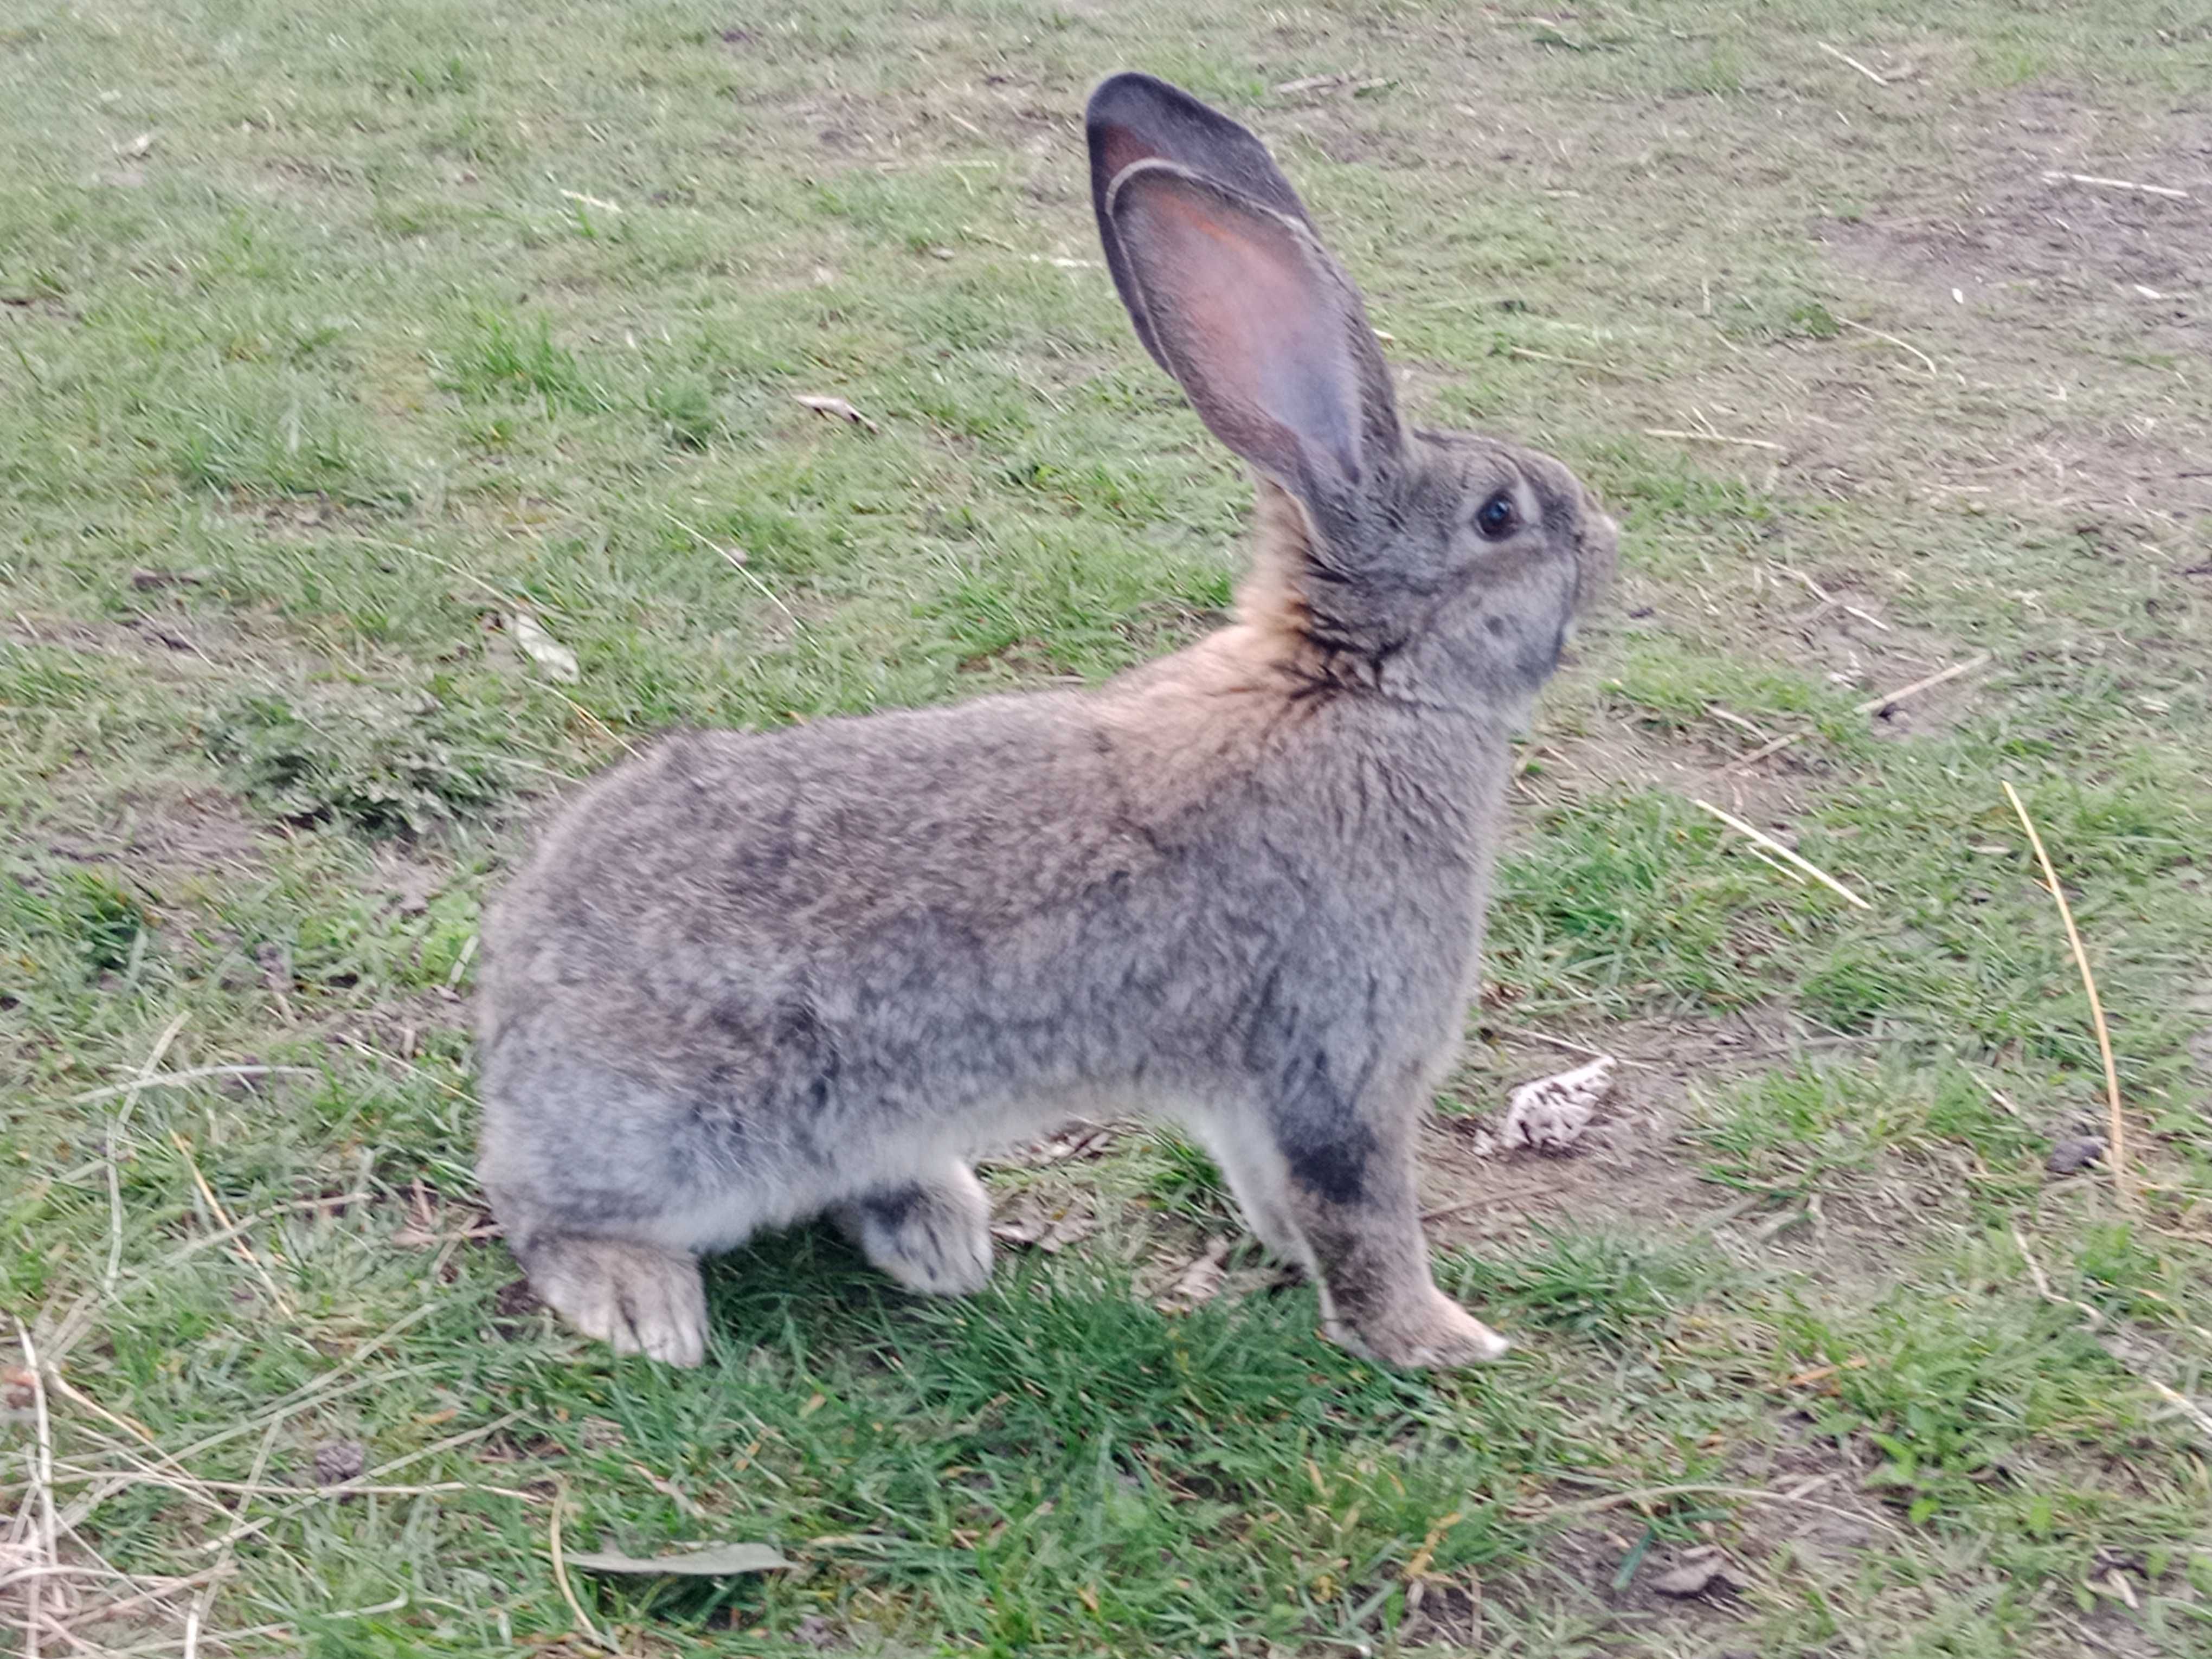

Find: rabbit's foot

[1327,1286,1511,1371]
[839,1167,993,1296]
[522,1236,709,1367]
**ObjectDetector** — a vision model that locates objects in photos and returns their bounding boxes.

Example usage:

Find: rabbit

[475,70,1618,1371]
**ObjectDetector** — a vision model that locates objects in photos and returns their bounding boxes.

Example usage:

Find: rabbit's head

[1088,73,1617,715]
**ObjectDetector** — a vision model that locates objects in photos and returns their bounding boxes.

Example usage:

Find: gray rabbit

[476,72,1618,1369]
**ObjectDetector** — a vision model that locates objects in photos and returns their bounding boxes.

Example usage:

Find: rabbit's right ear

[1086,72,1316,370]
[1086,74,1403,523]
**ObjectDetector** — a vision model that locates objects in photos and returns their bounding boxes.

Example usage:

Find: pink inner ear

[1095,123,1162,183]
[1125,180,1360,489]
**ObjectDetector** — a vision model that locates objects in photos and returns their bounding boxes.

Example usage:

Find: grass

[3,0,2210,1654]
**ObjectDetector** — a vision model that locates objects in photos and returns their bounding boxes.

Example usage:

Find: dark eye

[1475,491,1519,540]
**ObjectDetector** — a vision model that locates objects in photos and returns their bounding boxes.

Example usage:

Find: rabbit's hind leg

[514,1233,709,1367]
[835,1163,994,1296]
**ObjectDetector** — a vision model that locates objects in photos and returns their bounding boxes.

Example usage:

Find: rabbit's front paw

[841,1166,994,1296]
[1329,1288,1512,1371]
[523,1236,709,1367]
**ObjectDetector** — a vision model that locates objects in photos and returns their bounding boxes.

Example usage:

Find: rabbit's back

[477,667,1503,1236]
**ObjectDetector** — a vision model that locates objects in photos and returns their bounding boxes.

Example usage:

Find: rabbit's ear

[1099,157,1403,516]
[1086,72,1315,370]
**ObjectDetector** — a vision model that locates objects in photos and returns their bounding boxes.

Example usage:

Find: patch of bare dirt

[1819,87,2212,526]
[40,782,270,883]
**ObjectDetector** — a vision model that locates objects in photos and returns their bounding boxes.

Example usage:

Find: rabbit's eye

[1475,491,1519,540]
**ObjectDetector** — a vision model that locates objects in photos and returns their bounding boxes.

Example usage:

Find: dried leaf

[1154,1237,1231,1313]
[511,612,578,683]
[990,1195,1096,1254]
[2046,1135,2105,1175]
[993,1122,1117,1168]
[1651,1556,1729,1597]
[568,1541,791,1576]
[794,394,880,433]
[1499,1056,1616,1152]
[312,1439,367,1486]
[118,131,156,158]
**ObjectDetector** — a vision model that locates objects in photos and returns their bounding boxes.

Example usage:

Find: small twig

[2142,1376,2212,1443]
[549,1486,612,1652]
[1733,654,1993,771]
[1778,564,1833,605]
[1643,427,1784,453]
[1816,41,1889,86]
[1693,800,1871,910]
[1706,704,1769,741]
[1855,652,1991,716]
[1837,316,1938,376]
[72,1065,318,1105]
[1729,730,1807,769]
[2003,782,2130,1206]
[2042,170,2189,201]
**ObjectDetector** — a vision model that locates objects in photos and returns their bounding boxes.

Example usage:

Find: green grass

[4,0,2210,1654]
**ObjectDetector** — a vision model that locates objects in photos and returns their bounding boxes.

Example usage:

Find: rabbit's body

[478,73,1616,1369]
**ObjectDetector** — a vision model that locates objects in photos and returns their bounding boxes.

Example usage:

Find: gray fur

[475,72,1619,1369]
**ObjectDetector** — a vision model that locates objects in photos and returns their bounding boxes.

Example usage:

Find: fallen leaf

[794,394,879,433]
[1272,73,1348,95]
[1499,1056,1616,1152]
[1154,1237,1231,1313]
[511,612,578,682]
[990,1194,1097,1253]
[118,131,155,158]
[992,1122,1117,1168]
[568,1541,791,1576]
[312,1439,367,1486]
[1651,1555,1729,1597]
[2046,1134,2105,1175]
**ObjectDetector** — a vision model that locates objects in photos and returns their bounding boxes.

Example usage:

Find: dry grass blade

[1816,41,1890,85]
[793,394,879,433]
[2002,782,2130,1206]
[71,1064,318,1104]
[1854,652,1991,716]
[1837,316,1939,376]
[550,1485,614,1651]
[12,1321,59,1659]
[2012,1225,2210,1443]
[2041,169,2189,200]
[169,1133,294,1317]
[101,1013,189,1302]
[1642,427,1784,453]
[1692,799,1871,910]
